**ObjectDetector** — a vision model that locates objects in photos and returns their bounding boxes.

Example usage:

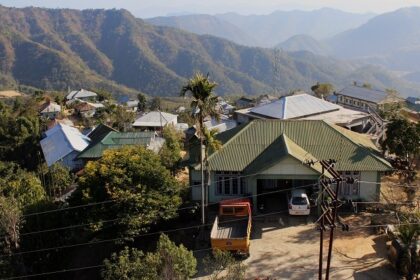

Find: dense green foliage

[0,99,44,170]
[382,117,420,162]
[69,146,182,239]
[102,234,197,280]
[159,125,184,174]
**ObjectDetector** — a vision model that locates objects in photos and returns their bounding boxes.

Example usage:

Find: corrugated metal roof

[337,86,390,104]
[244,134,333,177]
[66,89,98,100]
[198,120,391,172]
[78,131,157,159]
[40,102,61,113]
[133,111,177,127]
[41,124,90,166]
[250,93,340,119]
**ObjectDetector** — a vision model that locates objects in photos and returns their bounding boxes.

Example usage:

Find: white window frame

[215,171,247,196]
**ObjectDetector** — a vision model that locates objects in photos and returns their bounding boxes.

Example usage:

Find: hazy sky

[1,0,420,18]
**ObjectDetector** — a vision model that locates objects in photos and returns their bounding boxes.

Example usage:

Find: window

[215,171,246,196]
[339,171,361,196]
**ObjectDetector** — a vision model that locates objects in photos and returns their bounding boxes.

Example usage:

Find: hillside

[0,6,418,97]
[328,7,420,73]
[146,14,256,46]
[216,8,374,47]
[276,35,331,56]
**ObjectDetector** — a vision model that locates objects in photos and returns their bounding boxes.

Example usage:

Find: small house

[39,101,61,119]
[66,89,98,102]
[40,124,90,170]
[132,111,178,131]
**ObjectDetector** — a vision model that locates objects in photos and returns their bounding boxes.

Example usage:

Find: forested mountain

[328,7,420,73]
[0,6,418,97]
[276,35,331,56]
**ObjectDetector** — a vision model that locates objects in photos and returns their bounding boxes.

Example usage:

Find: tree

[311,82,334,98]
[0,100,43,170]
[69,146,182,239]
[150,97,162,111]
[382,117,420,163]
[0,196,22,253]
[95,89,114,102]
[102,234,197,280]
[159,125,184,174]
[137,93,147,112]
[95,104,135,132]
[45,163,73,197]
[180,73,220,224]
[204,249,247,280]
[0,161,45,207]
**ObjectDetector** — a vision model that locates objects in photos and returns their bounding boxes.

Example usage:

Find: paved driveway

[245,214,397,280]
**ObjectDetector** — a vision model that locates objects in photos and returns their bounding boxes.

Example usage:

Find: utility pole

[307,159,351,280]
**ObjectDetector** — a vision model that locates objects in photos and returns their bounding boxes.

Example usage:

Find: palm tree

[395,222,420,279]
[180,73,220,224]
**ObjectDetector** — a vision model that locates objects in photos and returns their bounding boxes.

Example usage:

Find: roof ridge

[323,121,391,169]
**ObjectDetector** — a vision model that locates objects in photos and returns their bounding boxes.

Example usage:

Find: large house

[40,124,90,170]
[188,120,392,211]
[335,85,402,111]
[235,93,373,134]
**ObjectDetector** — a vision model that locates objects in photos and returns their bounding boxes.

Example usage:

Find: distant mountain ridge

[0,5,418,97]
[276,35,331,56]
[328,7,420,74]
[147,8,374,47]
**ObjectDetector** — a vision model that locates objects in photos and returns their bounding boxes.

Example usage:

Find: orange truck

[210,198,252,256]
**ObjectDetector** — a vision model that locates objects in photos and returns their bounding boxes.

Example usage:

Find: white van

[288,189,310,216]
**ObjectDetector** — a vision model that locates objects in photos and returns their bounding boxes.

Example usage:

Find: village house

[77,130,164,162]
[39,101,61,119]
[66,89,98,102]
[188,120,392,212]
[335,85,403,111]
[73,101,105,118]
[40,123,90,170]
[132,111,178,131]
[235,93,375,135]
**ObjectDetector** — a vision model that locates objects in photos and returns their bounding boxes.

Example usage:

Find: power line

[22,172,262,218]
[1,246,217,280]
[1,265,106,280]
[0,210,290,258]
[15,183,320,238]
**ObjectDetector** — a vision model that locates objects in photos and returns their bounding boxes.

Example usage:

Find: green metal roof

[198,120,392,172]
[78,131,156,159]
[244,134,333,178]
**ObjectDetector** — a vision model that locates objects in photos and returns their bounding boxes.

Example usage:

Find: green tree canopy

[159,125,184,174]
[382,117,420,162]
[0,99,43,170]
[0,161,45,208]
[150,97,162,111]
[102,234,197,280]
[137,93,147,112]
[310,82,334,98]
[69,146,182,238]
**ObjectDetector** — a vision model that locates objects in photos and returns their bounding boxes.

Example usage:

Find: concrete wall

[359,171,380,201]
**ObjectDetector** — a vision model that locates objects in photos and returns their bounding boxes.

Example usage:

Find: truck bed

[212,217,249,239]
